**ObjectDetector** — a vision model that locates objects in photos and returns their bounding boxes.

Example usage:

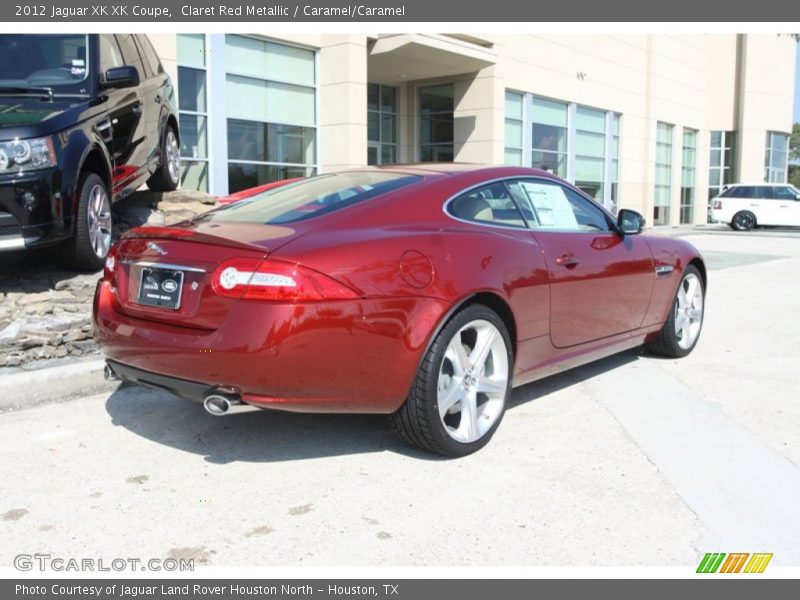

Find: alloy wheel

[87,184,112,259]
[437,319,509,444]
[674,273,704,350]
[166,129,180,184]
[733,212,754,231]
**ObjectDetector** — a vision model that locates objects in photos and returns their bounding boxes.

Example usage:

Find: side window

[773,186,797,200]
[449,182,527,228]
[722,186,752,199]
[754,186,773,199]
[509,179,611,232]
[99,34,124,75]
[135,35,162,78]
[115,34,145,78]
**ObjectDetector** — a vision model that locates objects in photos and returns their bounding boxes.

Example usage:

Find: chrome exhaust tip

[104,363,120,381]
[203,393,259,416]
[203,394,236,416]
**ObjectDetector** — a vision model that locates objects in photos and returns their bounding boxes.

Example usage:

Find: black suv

[0,34,179,270]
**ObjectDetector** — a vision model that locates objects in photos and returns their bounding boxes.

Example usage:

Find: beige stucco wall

[148,33,796,225]
[147,34,177,90]
[735,34,797,183]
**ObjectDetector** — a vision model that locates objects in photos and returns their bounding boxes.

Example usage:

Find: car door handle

[154,94,162,103]
[556,253,580,268]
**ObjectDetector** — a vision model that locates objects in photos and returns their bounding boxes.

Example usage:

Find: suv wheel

[147,125,180,192]
[731,210,756,231]
[60,173,112,271]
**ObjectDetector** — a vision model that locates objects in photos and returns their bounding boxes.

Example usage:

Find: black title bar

[3,0,800,22]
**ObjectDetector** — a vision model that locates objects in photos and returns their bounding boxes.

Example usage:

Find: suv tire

[59,172,112,271]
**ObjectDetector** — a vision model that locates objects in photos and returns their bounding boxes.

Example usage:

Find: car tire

[731,210,756,231]
[391,304,513,457]
[645,265,705,358]
[59,172,112,272]
[147,125,180,192]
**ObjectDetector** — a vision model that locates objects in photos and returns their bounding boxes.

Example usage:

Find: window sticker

[520,182,578,229]
[70,58,86,77]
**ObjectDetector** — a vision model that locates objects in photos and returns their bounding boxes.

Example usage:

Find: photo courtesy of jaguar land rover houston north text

[94,165,707,457]
[0,34,179,270]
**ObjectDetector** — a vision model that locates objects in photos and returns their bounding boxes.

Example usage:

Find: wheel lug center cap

[463,371,477,388]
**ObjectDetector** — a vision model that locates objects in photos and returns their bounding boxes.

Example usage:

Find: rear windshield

[202,172,421,225]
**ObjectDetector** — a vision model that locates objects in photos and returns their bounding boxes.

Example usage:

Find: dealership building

[148,33,797,226]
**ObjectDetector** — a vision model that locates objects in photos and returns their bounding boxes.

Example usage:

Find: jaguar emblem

[146,242,167,256]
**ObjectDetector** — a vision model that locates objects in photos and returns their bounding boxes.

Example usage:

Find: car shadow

[104,349,642,463]
[0,247,94,292]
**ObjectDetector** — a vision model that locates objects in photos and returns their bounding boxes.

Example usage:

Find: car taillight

[713,200,722,210]
[103,244,118,286]
[211,258,359,301]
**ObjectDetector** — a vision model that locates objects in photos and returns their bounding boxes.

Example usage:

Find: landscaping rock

[1,189,211,370]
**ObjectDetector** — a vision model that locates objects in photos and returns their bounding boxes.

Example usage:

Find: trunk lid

[113,222,307,330]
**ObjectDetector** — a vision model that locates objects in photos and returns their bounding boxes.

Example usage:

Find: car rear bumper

[106,359,214,403]
[710,209,730,224]
[93,280,450,414]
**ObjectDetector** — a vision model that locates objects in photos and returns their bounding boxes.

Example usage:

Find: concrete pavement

[1,228,799,568]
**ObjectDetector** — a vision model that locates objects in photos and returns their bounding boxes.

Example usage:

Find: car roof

[339,163,560,180]
[726,182,795,187]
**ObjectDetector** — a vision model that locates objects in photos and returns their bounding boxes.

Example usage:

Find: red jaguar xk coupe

[94,165,706,456]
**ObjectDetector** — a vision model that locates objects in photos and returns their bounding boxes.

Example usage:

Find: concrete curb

[0,358,118,413]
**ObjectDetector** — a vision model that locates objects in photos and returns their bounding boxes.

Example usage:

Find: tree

[791,124,800,188]
[790,164,800,188]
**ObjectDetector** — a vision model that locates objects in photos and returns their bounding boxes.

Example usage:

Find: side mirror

[101,65,140,89]
[617,209,645,235]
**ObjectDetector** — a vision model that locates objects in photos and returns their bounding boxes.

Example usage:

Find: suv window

[772,186,799,200]
[203,172,422,225]
[136,35,163,77]
[115,34,145,78]
[721,186,753,199]
[449,182,526,228]
[508,179,611,232]
[99,34,124,74]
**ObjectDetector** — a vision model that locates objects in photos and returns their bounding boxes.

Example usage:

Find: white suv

[710,183,800,231]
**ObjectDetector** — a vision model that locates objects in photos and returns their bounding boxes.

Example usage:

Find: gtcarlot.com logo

[696,552,773,574]
[14,553,194,572]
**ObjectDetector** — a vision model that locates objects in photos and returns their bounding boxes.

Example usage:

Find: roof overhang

[367,34,496,84]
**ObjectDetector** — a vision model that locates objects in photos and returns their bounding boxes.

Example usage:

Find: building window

[418,84,454,162]
[531,97,568,178]
[680,128,697,224]
[177,34,209,192]
[609,114,620,214]
[224,35,317,193]
[708,130,736,200]
[765,131,789,183]
[654,122,673,226]
[505,91,621,211]
[574,106,606,201]
[367,84,397,165]
[504,91,524,166]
